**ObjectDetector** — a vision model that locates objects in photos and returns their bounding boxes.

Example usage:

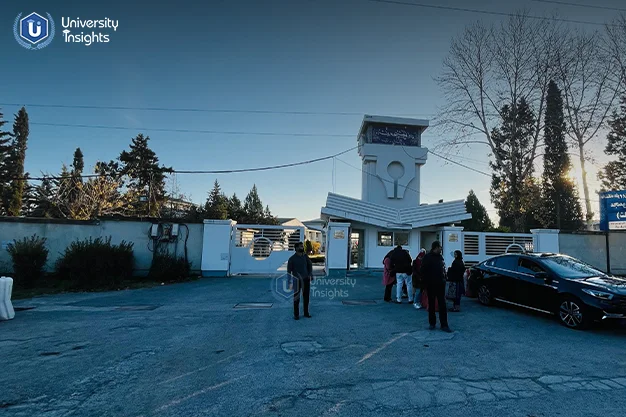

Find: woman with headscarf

[446,250,466,312]
[382,250,396,302]
[412,248,426,309]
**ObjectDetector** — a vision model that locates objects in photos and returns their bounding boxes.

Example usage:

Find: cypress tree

[540,81,583,230]
[8,107,29,216]
[0,109,13,215]
[489,98,541,232]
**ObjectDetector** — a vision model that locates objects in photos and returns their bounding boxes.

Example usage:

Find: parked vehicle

[468,252,626,330]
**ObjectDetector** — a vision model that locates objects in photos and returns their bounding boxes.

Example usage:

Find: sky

[1,0,624,222]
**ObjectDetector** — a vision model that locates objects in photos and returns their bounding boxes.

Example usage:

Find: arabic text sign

[599,190,626,231]
[370,125,421,146]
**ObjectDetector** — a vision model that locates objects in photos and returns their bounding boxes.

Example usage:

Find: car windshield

[542,256,606,279]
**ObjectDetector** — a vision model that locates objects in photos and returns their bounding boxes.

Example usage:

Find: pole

[605,231,611,275]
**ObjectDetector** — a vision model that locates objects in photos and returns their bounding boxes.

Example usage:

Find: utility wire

[401,146,493,177]
[20,146,358,181]
[0,102,435,118]
[335,157,435,199]
[29,122,356,138]
[427,149,492,177]
[363,0,614,27]
[529,0,626,12]
[174,147,357,174]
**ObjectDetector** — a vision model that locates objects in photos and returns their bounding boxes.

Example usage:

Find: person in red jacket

[412,248,426,309]
[382,252,396,302]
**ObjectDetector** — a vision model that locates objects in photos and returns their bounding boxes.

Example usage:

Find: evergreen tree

[460,190,493,231]
[30,176,58,218]
[599,95,626,191]
[227,193,243,221]
[263,204,278,225]
[8,107,29,216]
[242,184,265,223]
[67,148,85,208]
[71,148,84,176]
[540,81,584,230]
[204,180,228,220]
[0,109,13,215]
[118,134,172,217]
[489,98,541,232]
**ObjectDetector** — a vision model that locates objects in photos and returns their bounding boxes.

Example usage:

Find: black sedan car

[468,252,626,330]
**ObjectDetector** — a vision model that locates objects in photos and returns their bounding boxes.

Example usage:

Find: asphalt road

[1,276,625,417]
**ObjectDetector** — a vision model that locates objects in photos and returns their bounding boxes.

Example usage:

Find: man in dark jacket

[287,242,313,320]
[390,244,414,304]
[420,241,452,332]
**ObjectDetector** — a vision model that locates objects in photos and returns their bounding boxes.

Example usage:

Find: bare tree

[556,30,620,222]
[606,14,626,88]
[435,12,561,183]
[37,171,131,220]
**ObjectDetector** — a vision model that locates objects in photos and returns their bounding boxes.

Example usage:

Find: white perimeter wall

[0,219,204,276]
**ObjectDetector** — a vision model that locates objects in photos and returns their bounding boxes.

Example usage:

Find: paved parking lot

[1,276,626,417]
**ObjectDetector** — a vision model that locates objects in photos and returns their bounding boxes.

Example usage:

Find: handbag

[421,290,439,312]
[445,281,457,300]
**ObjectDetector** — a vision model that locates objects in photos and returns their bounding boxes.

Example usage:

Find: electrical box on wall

[150,224,159,237]
[161,224,172,240]
[171,224,179,237]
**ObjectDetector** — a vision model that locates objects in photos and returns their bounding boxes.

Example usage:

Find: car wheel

[558,296,590,330]
[477,285,492,306]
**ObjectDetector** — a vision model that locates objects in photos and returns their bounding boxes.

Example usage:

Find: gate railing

[229,225,304,275]
[462,232,534,265]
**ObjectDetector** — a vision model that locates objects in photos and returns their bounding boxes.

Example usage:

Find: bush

[56,237,134,289]
[311,241,321,255]
[148,253,190,282]
[305,240,313,254]
[7,235,49,288]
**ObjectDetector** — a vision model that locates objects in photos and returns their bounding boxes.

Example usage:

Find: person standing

[382,252,396,302]
[412,248,426,309]
[420,241,451,332]
[287,241,313,320]
[447,250,466,312]
[390,244,413,304]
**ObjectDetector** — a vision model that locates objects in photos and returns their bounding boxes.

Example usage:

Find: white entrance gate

[461,232,534,266]
[229,224,304,276]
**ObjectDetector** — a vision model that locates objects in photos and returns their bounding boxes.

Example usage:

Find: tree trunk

[577,141,593,223]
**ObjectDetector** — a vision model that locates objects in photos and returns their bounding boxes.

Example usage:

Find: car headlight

[581,288,614,300]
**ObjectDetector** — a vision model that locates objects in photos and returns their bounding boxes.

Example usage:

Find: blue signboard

[599,190,626,231]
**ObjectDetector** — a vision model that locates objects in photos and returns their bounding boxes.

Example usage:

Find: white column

[0,277,15,321]
[326,222,351,277]
[440,226,464,267]
[531,229,560,253]
[201,220,236,277]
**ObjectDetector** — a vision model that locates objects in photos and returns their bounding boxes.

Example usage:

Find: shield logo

[14,12,56,50]
[273,273,299,300]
